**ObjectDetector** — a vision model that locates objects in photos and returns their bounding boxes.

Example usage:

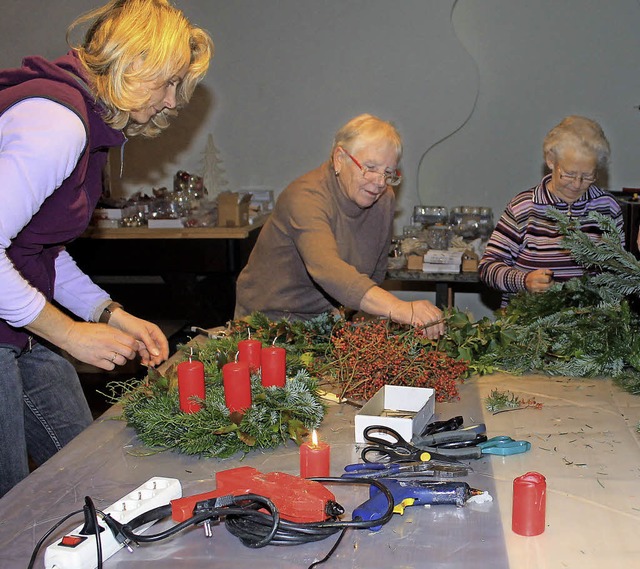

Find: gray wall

[3,0,640,318]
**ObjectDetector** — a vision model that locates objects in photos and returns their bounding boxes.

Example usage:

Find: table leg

[435,283,450,309]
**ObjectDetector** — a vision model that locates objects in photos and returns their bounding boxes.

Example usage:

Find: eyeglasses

[558,168,596,185]
[341,148,402,186]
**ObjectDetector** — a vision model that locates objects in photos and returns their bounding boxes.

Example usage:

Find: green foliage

[438,210,640,395]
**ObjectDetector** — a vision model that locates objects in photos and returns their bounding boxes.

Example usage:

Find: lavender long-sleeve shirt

[0,98,110,327]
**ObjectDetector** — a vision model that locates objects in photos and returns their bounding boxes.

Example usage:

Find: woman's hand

[62,321,140,370]
[108,308,169,367]
[391,299,445,339]
[25,303,169,370]
[524,269,554,293]
[360,286,445,339]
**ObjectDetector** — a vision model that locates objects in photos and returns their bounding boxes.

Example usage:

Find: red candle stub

[261,346,286,387]
[238,339,262,372]
[222,361,252,413]
[300,429,330,478]
[177,359,205,413]
[512,471,546,536]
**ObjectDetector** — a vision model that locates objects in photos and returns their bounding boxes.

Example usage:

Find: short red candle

[300,430,330,478]
[261,346,286,387]
[238,339,262,372]
[222,361,252,413]
[177,359,205,413]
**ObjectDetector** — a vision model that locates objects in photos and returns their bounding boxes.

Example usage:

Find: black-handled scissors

[361,425,465,467]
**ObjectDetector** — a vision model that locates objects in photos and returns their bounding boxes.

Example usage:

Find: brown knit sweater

[234,161,395,321]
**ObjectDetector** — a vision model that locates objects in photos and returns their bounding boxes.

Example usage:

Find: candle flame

[311,429,318,446]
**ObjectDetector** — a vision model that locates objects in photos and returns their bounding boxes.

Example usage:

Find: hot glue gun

[353,479,481,531]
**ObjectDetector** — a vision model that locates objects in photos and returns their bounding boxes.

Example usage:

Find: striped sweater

[478,175,624,306]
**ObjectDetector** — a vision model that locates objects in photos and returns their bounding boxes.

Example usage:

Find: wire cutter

[360,425,466,467]
[342,461,469,480]
[413,435,531,459]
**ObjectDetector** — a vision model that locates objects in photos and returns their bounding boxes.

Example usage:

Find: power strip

[44,477,182,569]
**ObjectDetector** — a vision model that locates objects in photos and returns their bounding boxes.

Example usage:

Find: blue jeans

[0,342,93,498]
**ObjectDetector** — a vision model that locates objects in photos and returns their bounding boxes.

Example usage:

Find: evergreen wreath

[110,344,326,458]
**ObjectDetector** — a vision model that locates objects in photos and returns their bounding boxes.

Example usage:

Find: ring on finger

[110,352,118,363]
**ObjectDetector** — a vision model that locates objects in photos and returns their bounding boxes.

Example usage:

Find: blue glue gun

[353,479,477,532]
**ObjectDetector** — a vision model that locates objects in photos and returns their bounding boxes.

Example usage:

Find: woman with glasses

[235,113,444,338]
[0,0,213,497]
[479,115,624,306]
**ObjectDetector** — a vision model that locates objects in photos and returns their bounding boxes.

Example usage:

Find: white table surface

[2,372,640,568]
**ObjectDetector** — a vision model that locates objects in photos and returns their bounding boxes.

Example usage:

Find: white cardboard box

[354,385,435,444]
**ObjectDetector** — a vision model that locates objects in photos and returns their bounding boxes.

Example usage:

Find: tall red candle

[300,430,330,478]
[261,346,286,387]
[222,361,252,413]
[178,359,205,413]
[238,339,262,372]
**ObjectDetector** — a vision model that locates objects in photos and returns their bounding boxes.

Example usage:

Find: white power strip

[44,477,182,569]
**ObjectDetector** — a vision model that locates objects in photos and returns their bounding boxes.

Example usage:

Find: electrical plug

[101,513,135,553]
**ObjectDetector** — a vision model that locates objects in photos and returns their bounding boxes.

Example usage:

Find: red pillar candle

[178,359,205,413]
[237,339,262,372]
[300,430,330,478]
[261,346,286,387]
[222,361,252,413]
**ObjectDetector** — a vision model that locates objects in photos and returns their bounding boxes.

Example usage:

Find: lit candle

[261,346,286,387]
[300,429,330,478]
[222,361,252,413]
[237,338,262,372]
[177,357,205,413]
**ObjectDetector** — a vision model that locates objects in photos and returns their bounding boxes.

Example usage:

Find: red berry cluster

[328,319,467,402]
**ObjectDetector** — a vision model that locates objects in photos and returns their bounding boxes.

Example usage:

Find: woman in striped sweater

[479,115,624,306]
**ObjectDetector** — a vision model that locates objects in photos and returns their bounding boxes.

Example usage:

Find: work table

[2,369,640,568]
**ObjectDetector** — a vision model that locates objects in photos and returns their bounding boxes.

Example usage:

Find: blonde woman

[0,0,213,497]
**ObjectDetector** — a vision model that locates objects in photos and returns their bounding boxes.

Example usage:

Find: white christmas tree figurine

[201,133,228,199]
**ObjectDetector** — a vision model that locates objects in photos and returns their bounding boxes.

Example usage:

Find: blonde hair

[67,0,213,137]
[331,113,402,160]
[543,115,610,168]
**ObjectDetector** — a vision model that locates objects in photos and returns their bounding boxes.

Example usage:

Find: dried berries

[325,319,467,402]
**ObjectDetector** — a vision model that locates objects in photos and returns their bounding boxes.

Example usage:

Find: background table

[66,219,266,327]
[385,268,494,310]
[2,363,640,569]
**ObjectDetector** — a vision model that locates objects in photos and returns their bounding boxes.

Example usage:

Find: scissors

[342,461,469,480]
[360,425,466,467]
[413,435,531,460]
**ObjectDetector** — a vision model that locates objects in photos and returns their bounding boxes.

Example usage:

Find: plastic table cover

[1,372,640,569]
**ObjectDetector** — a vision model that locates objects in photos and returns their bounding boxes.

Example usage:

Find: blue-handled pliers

[342,461,469,479]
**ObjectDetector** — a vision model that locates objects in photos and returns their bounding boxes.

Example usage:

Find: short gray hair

[331,113,402,160]
[543,115,610,168]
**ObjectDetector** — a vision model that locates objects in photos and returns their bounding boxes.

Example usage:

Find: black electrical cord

[114,475,394,569]
[27,497,106,569]
[29,476,395,567]
[118,494,280,549]
[27,509,84,569]
[223,477,395,548]
[83,496,103,569]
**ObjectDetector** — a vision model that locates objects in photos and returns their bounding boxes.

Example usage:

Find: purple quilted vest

[0,51,125,349]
